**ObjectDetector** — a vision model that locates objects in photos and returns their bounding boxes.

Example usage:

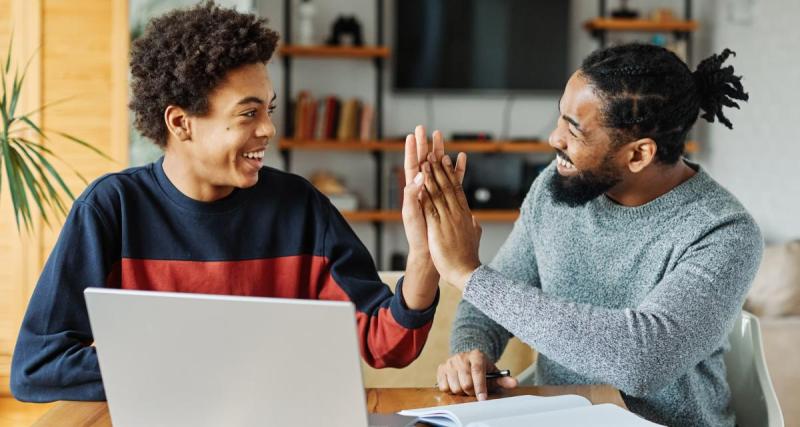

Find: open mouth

[242,149,265,161]
[556,152,575,171]
[240,148,266,172]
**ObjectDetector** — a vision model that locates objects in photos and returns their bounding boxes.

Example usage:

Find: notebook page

[398,394,591,426]
[466,403,665,427]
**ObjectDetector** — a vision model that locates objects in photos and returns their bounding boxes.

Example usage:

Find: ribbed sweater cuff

[390,276,439,329]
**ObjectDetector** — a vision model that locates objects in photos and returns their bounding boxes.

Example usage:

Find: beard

[548,149,623,207]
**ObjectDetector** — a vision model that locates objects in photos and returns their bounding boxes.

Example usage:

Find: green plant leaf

[14,139,69,220]
[2,135,31,230]
[18,137,90,185]
[4,31,12,73]
[17,137,76,200]
[18,116,45,138]
[54,131,114,162]
[11,145,48,226]
[14,95,76,124]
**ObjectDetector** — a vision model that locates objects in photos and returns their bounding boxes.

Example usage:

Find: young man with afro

[10,2,455,402]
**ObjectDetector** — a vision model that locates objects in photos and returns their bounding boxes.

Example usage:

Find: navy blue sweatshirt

[11,158,438,402]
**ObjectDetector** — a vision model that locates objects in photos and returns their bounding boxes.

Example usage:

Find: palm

[402,126,465,254]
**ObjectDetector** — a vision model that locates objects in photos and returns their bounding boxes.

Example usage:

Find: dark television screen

[394,0,570,92]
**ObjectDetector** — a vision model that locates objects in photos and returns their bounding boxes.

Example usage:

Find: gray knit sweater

[451,161,763,426]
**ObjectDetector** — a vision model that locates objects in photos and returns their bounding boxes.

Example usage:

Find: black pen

[485,369,511,379]
[433,370,512,388]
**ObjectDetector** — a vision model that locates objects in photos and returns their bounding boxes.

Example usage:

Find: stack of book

[290,92,375,141]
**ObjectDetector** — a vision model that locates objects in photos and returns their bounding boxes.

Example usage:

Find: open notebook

[398,395,664,427]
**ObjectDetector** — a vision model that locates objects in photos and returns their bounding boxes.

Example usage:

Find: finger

[469,353,488,401]
[455,152,467,184]
[402,173,424,215]
[415,125,429,166]
[457,364,476,396]
[428,152,459,212]
[422,161,449,217]
[437,365,449,392]
[496,376,519,390]
[446,366,463,395]
[404,134,419,185]
[419,179,439,223]
[432,130,445,161]
[441,155,470,210]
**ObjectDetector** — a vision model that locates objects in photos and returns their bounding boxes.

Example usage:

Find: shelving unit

[278,45,390,58]
[279,0,702,268]
[584,18,698,33]
[587,0,698,63]
[280,0,390,267]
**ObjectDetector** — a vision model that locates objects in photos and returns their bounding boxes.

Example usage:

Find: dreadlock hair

[580,43,749,164]
[129,1,280,147]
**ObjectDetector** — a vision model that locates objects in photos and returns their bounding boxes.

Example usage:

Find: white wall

[693,0,800,243]
[258,0,800,268]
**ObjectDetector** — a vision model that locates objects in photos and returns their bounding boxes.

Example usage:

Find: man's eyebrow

[236,96,265,106]
[556,95,583,133]
[562,115,583,133]
[557,96,582,132]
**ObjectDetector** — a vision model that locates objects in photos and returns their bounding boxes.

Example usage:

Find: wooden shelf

[584,18,698,32]
[278,45,390,59]
[342,210,520,223]
[281,139,553,153]
[281,139,699,153]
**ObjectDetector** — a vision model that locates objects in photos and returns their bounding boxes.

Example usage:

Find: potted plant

[1,38,111,232]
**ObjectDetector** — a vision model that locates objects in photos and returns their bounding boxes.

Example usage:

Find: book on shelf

[290,92,373,142]
[397,394,663,427]
[358,103,374,141]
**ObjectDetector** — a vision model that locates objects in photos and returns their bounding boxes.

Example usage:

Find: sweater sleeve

[461,214,762,397]
[10,201,117,402]
[450,182,542,361]
[319,199,438,369]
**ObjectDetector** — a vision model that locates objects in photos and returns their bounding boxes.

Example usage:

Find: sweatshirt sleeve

[460,214,763,397]
[318,199,438,369]
[10,200,118,402]
[450,182,542,361]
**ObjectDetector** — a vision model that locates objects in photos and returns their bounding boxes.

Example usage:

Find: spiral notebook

[398,394,663,427]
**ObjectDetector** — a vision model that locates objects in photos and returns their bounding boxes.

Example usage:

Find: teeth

[242,150,265,160]
[557,154,574,169]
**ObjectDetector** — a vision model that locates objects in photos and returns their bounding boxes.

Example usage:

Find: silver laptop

[85,288,415,427]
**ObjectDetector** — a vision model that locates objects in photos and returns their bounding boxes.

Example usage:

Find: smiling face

[165,62,277,200]
[547,71,625,206]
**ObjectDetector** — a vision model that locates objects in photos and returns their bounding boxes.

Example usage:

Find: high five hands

[406,125,483,291]
[408,127,515,401]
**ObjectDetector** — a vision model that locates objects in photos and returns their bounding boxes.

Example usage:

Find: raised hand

[401,125,467,256]
[400,126,468,309]
[419,151,481,290]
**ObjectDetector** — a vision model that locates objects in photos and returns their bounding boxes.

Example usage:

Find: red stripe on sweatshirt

[116,256,430,368]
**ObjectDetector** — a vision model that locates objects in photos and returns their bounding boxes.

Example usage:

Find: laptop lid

[85,287,369,427]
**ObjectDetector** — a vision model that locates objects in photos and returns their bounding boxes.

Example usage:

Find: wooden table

[33,385,627,426]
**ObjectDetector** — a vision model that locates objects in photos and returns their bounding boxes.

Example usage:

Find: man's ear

[625,138,657,173]
[164,105,192,142]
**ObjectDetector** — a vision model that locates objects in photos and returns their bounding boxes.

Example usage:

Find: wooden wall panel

[0,0,128,397]
[0,0,43,398]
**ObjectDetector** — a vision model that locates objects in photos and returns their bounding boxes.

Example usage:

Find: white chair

[726,311,784,427]
[515,311,784,426]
